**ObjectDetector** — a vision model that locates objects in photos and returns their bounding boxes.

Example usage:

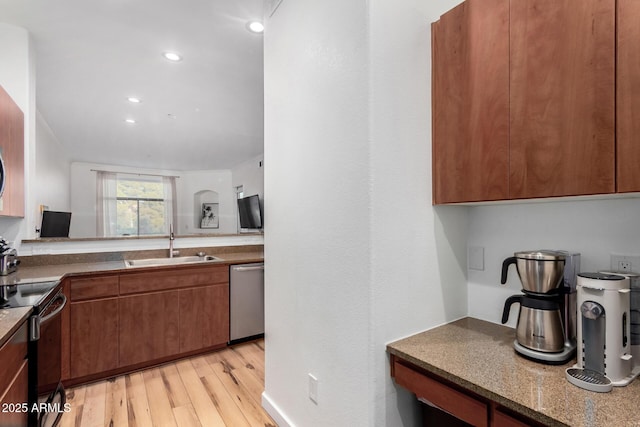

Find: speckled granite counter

[0,307,32,347]
[0,250,263,345]
[387,317,640,427]
[0,250,264,286]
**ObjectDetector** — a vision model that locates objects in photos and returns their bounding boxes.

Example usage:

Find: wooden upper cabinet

[0,85,24,217]
[616,0,640,192]
[432,0,510,204]
[509,0,616,199]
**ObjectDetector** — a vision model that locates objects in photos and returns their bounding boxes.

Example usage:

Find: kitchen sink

[124,255,221,268]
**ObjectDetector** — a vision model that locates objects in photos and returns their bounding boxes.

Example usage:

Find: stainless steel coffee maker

[501,250,580,363]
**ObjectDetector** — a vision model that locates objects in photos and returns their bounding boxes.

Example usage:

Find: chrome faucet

[169,223,176,258]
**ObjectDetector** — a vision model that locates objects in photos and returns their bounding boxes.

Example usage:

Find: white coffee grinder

[565,273,640,392]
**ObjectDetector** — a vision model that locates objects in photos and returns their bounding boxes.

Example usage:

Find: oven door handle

[30,293,67,342]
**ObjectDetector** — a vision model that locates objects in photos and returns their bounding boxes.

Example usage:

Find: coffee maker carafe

[501,250,579,363]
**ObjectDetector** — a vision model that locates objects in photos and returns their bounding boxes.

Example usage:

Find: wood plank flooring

[59,340,276,427]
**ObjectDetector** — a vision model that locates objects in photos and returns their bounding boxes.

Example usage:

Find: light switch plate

[468,246,484,271]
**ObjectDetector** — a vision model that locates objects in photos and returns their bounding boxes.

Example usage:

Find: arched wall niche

[193,189,219,231]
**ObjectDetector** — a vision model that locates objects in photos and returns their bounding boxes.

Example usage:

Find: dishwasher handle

[232,264,264,272]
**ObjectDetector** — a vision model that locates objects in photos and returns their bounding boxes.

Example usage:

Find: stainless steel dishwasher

[229,262,264,343]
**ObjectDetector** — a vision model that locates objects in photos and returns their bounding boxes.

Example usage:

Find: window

[97,172,177,237]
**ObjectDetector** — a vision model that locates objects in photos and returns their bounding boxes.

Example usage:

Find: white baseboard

[262,391,295,427]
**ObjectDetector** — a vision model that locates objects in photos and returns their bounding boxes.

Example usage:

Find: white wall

[34,111,71,218]
[70,162,236,237]
[263,0,466,426]
[232,153,264,232]
[467,197,640,326]
[0,23,36,248]
[369,1,467,425]
[263,0,372,425]
[232,153,264,199]
[177,169,235,234]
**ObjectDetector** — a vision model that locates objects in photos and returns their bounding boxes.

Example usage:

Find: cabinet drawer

[0,321,27,394]
[120,265,228,295]
[69,275,119,301]
[493,408,538,427]
[393,360,488,427]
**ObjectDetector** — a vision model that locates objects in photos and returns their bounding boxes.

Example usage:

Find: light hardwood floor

[58,340,276,427]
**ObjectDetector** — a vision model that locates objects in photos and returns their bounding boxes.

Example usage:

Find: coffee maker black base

[513,340,576,364]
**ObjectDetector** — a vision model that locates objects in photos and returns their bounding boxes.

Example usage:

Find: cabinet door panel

[432,0,509,204]
[510,0,615,198]
[0,360,28,427]
[0,85,24,217]
[616,0,640,192]
[70,298,119,378]
[119,291,180,366]
[179,284,229,353]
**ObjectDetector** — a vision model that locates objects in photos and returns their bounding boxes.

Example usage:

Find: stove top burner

[0,281,60,309]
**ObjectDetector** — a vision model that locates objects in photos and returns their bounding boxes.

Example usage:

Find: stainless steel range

[1,281,66,427]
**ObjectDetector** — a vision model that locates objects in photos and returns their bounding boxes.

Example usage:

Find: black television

[40,210,72,238]
[237,195,262,229]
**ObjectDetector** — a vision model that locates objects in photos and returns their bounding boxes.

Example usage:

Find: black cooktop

[0,281,59,309]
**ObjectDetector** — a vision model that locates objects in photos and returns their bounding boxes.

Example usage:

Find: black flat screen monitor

[40,211,72,238]
[237,195,262,229]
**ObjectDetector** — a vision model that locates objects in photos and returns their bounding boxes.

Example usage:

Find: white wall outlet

[308,373,318,404]
[610,254,640,273]
[468,246,485,271]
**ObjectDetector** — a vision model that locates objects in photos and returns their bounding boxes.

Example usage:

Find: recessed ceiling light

[246,21,264,34]
[125,119,136,124]
[127,97,142,103]
[167,114,177,119]
[163,52,182,62]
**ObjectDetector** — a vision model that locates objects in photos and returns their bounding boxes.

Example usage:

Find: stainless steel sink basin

[124,255,221,268]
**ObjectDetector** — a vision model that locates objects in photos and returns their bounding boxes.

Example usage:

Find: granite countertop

[387,317,640,427]
[0,250,263,345]
[0,251,264,286]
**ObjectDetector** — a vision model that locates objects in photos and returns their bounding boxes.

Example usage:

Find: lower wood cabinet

[0,360,28,427]
[119,291,180,366]
[391,355,542,427]
[393,358,488,427]
[70,298,119,378]
[63,264,230,383]
[0,321,28,427]
[179,284,229,353]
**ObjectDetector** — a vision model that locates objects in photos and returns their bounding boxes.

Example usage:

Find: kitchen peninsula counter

[387,317,640,427]
[0,249,263,344]
[0,249,264,286]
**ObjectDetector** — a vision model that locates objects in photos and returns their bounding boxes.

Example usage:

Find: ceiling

[0,0,265,171]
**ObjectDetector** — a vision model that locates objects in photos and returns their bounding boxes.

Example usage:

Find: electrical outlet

[308,374,318,404]
[610,254,640,273]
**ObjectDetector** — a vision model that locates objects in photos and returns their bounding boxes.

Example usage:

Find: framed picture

[200,203,219,229]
